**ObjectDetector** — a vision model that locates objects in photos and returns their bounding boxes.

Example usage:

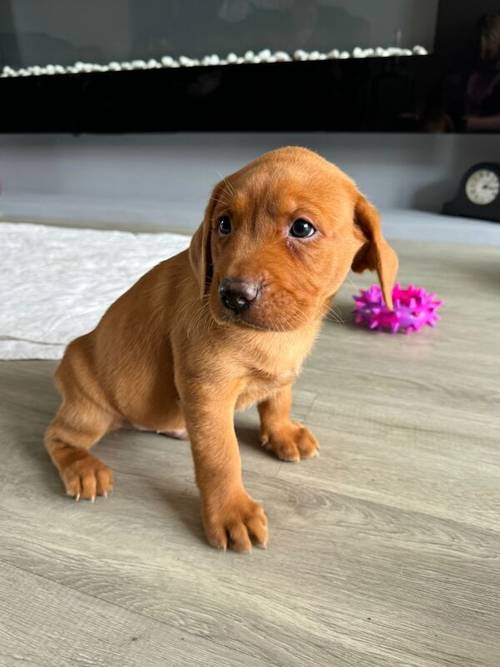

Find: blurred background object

[421,13,500,132]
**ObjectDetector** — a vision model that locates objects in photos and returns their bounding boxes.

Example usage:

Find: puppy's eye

[218,216,232,235]
[289,218,316,238]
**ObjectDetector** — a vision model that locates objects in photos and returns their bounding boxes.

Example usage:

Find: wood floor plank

[0,560,265,667]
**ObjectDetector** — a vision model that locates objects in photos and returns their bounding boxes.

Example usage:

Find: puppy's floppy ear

[189,181,222,298]
[352,195,398,310]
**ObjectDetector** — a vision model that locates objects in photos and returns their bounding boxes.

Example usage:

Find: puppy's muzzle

[219,278,259,314]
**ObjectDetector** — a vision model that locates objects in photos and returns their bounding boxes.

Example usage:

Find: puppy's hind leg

[45,396,116,502]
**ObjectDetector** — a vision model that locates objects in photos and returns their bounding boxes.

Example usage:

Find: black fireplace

[0,0,499,133]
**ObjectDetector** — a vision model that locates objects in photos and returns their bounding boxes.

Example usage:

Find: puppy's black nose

[219,278,259,314]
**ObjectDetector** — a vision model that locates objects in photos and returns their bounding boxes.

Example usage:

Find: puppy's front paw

[60,450,113,501]
[202,490,268,553]
[261,422,319,462]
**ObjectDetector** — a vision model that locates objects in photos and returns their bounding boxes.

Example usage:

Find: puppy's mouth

[218,310,273,331]
[211,301,304,332]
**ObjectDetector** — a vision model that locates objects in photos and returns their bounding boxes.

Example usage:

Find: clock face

[465,169,500,206]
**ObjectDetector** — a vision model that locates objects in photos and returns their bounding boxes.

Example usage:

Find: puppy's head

[190,147,398,331]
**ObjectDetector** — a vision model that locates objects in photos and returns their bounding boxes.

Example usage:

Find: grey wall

[0,132,499,229]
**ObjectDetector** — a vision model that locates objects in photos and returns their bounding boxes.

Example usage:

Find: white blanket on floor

[0,222,190,360]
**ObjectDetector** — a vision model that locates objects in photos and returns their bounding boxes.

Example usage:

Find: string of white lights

[0,45,428,78]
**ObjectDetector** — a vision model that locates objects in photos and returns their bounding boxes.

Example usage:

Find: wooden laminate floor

[0,239,499,666]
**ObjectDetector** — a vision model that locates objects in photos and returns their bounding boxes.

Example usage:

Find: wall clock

[443,163,500,223]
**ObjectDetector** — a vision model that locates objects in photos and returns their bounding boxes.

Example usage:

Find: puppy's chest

[235,366,299,411]
[232,324,319,411]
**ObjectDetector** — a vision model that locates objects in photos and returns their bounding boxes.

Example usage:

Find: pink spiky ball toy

[353,284,443,334]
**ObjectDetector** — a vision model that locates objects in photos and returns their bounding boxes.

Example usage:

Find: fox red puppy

[45,147,398,552]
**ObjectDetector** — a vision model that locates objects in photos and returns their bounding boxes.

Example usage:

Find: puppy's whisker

[344,274,364,292]
[327,305,345,325]
[210,195,232,207]
[221,175,236,197]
